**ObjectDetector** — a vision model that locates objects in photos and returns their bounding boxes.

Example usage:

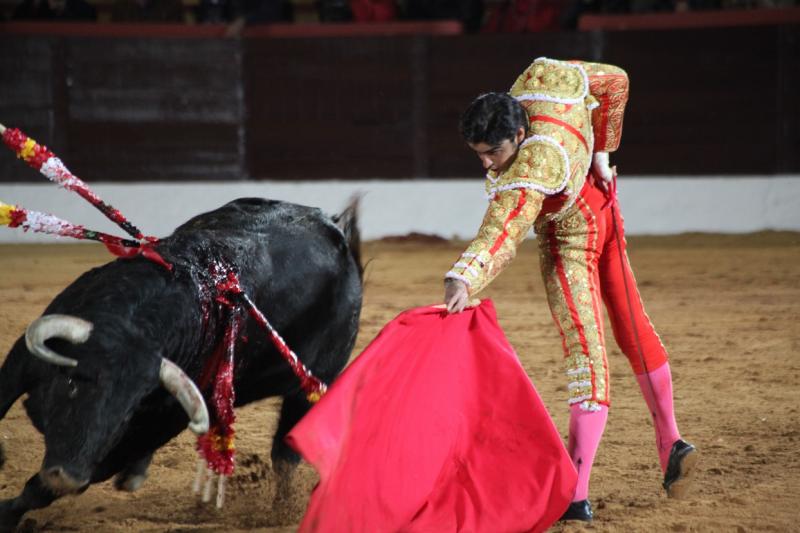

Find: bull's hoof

[267,460,315,527]
[0,500,24,533]
[15,518,39,533]
[113,472,147,492]
[272,459,296,479]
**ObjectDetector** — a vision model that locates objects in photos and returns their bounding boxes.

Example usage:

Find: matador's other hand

[592,152,613,191]
[444,278,469,314]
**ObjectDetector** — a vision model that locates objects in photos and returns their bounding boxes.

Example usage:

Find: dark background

[1,23,797,181]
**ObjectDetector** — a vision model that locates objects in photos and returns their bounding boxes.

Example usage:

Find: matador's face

[466,127,526,174]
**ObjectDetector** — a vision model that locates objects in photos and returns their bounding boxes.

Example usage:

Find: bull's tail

[333,195,363,281]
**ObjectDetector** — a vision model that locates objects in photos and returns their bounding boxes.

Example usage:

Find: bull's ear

[159,358,209,435]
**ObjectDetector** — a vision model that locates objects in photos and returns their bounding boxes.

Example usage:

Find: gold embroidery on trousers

[538,195,609,405]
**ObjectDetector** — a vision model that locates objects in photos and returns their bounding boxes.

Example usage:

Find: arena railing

[0,19,462,38]
[579,5,800,31]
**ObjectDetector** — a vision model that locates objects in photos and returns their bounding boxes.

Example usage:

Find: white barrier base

[1,176,798,243]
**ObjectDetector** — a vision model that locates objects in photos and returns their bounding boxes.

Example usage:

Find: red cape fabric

[286,300,577,533]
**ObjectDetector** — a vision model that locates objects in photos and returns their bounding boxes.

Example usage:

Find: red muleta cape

[287,299,577,533]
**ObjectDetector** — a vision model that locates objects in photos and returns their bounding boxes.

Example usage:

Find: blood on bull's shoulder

[0,197,363,531]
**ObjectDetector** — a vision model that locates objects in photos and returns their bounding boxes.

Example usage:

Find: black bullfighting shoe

[559,499,593,522]
[663,439,699,499]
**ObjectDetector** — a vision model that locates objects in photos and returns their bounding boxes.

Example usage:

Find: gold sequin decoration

[448,188,544,295]
[486,140,566,195]
[510,59,586,101]
[537,195,609,405]
[582,61,629,153]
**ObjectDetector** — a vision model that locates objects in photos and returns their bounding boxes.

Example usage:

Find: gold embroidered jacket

[446,57,629,295]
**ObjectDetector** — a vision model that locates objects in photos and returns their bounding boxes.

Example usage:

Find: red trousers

[536,173,669,407]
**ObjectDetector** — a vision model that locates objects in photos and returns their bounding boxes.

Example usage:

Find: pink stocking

[568,404,609,502]
[635,362,681,472]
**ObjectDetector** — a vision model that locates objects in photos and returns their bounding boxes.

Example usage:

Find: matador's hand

[444,278,469,314]
[592,152,613,191]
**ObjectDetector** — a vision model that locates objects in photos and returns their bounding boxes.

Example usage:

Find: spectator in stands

[12,0,96,20]
[315,0,353,21]
[629,0,679,12]
[350,0,397,21]
[110,0,185,22]
[484,0,568,32]
[195,0,232,22]
[234,0,293,24]
[204,0,293,36]
[401,0,484,32]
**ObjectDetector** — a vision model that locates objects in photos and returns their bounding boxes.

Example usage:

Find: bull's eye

[67,378,78,399]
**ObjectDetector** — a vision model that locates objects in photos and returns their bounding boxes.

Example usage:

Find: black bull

[0,198,362,530]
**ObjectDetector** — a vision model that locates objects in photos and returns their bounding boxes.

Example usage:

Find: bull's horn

[159,358,209,435]
[25,314,93,367]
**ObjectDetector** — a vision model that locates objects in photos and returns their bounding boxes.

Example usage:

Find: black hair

[459,92,529,146]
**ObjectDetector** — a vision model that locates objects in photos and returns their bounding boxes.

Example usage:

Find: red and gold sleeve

[445,188,544,295]
[581,62,629,153]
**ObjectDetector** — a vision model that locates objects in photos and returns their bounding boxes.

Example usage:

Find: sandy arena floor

[1,232,799,532]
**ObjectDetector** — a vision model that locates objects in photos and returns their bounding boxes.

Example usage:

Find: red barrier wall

[1,21,797,180]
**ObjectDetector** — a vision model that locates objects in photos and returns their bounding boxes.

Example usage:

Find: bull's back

[167,197,356,307]
[165,197,361,386]
[174,198,335,239]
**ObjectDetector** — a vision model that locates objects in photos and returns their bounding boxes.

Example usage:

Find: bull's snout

[39,466,89,494]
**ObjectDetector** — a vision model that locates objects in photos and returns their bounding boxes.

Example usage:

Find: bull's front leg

[270,391,311,522]
[271,390,311,474]
[0,474,58,533]
[113,452,154,492]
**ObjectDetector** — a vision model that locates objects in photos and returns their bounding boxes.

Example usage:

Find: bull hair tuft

[334,195,363,281]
